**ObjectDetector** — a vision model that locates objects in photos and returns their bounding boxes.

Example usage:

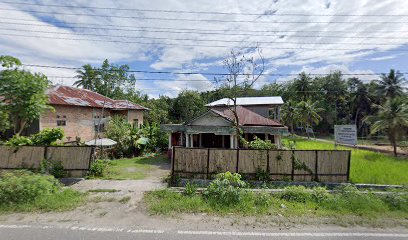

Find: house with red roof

[161,97,288,149]
[28,85,149,142]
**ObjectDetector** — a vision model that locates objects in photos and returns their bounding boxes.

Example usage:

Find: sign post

[334,125,357,146]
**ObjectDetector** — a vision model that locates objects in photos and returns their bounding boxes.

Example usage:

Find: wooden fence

[0,146,94,177]
[172,147,351,183]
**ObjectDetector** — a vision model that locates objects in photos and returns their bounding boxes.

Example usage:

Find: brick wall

[40,105,145,142]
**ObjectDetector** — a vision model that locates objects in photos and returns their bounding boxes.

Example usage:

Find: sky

[1,0,408,98]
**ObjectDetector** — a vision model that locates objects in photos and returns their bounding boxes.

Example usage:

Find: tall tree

[171,90,205,123]
[0,56,51,135]
[295,100,323,130]
[347,78,371,130]
[281,100,297,134]
[74,64,99,90]
[364,98,408,156]
[290,72,313,101]
[376,69,407,99]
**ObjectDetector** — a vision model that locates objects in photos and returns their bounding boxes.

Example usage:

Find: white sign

[335,125,357,145]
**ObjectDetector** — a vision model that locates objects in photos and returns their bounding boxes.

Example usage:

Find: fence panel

[269,150,292,180]
[208,149,237,177]
[174,147,208,179]
[238,150,268,176]
[46,147,92,170]
[172,147,351,183]
[317,150,350,183]
[293,151,317,182]
[0,146,45,169]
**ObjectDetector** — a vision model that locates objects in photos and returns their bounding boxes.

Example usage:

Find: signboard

[334,125,357,146]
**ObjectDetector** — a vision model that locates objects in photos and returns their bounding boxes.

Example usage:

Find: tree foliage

[0,56,51,135]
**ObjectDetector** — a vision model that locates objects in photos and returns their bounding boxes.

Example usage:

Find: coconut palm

[376,69,407,100]
[364,98,408,156]
[295,100,323,131]
[281,100,297,134]
[291,72,313,101]
[73,64,99,90]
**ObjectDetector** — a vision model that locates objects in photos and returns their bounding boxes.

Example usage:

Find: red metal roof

[211,106,284,127]
[47,85,149,110]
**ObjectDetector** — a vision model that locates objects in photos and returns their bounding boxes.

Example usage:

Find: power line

[4,33,408,51]
[23,64,408,76]
[1,27,406,46]
[2,1,408,17]
[2,21,408,40]
[4,18,408,35]
[1,8,408,24]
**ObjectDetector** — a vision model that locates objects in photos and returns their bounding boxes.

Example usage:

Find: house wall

[40,105,95,142]
[40,105,145,142]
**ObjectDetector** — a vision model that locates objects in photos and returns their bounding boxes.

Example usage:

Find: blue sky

[1,0,407,98]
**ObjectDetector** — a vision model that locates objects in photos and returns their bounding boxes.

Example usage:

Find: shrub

[88,159,110,177]
[254,192,273,207]
[40,159,66,178]
[247,136,277,150]
[380,193,408,212]
[31,128,64,145]
[204,172,247,206]
[280,186,312,203]
[311,187,332,203]
[0,171,61,205]
[6,135,32,146]
[184,182,197,197]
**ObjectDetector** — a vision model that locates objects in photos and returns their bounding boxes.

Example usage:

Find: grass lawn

[100,154,169,180]
[283,137,408,185]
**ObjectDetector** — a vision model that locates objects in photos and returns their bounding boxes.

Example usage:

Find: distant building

[27,85,149,142]
[162,97,288,149]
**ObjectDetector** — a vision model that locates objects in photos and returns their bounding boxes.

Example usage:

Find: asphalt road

[1,225,407,240]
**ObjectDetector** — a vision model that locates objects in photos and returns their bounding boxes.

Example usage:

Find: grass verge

[98,154,168,180]
[143,187,408,226]
[283,137,408,185]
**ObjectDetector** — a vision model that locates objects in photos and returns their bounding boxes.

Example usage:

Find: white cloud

[1,0,407,95]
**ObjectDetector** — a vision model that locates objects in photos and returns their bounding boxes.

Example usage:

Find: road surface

[1,224,407,240]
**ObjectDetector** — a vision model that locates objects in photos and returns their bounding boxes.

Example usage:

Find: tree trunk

[15,120,26,135]
[393,143,397,156]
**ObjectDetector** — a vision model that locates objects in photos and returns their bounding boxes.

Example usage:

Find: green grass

[144,188,408,226]
[0,189,86,213]
[99,154,169,180]
[283,137,408,185]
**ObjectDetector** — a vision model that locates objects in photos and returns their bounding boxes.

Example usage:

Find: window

[133,119,139,128]
[268,108,277,119]
[57,120,66,126]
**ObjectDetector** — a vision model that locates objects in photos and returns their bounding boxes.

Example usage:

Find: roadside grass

[283,137,408,185]
[99,154,168,180]
[0,188,85,214]
[143,188,408,225]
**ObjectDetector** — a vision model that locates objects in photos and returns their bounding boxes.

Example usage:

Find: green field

[284,138,408,185]
[100,154,169,180]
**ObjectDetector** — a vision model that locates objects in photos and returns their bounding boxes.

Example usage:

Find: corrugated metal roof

[205,97,284,107]
[47,85,149,110]
[211,106,284,127]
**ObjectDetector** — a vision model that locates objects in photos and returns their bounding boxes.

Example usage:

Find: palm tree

[295,100,323,137]
[291,72,313,101]
[281,100,297,134]
[74,64,98,90]
[376,69,407,99]
[364,98,408,156]
[348,78,372,128]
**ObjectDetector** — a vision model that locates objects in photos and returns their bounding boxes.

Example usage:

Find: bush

[311,187,332,203]
[184,182,197,197]
[140,122,168,152]
[204,172,247,206]
[381,193,408,212]
[247,136,277,150]
[40,160,66,178]
[0,171,61,205]
[254,192,273,207]
[6,135,32,146]
[280,186,312,203]
[31,128,64,145]
[88,159,110,177]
